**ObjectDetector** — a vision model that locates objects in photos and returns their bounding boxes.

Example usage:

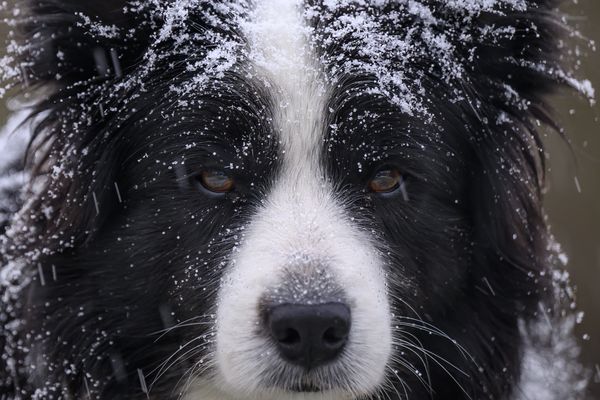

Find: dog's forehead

[63,0,555,152]
[236,1,432,160]
[242,0,327,167]
[156,0,462,171]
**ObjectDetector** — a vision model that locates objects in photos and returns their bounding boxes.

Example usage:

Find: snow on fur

[0,1,594,117]
[0,110,29,233]
[0,1,595,399]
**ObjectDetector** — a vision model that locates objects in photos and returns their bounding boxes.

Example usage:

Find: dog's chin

[182,380,359,400]
[289,383,323,393]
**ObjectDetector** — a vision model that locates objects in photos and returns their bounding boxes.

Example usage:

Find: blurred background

[0,0,598,397]
[547,1,600,396]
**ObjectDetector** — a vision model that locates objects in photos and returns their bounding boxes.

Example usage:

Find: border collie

[0,0,592,399]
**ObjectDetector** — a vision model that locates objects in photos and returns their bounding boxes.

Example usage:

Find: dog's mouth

[261,372,332,394]
[290,383,323,393]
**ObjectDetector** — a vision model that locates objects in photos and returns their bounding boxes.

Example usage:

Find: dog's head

[2,1,585,399]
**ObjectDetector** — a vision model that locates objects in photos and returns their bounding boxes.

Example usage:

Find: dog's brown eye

[369,168,402,193]
[199,170,235,193]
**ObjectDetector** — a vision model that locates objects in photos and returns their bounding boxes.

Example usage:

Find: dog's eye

[369,168,403,193]
[198,170,235,193]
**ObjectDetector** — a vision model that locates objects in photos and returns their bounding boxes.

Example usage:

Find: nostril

[278,328,301,346]
[266,302,351,369]
[323,326,347,348]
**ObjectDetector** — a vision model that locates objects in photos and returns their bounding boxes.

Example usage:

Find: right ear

[0,1,151,254]
[13,0,149,90]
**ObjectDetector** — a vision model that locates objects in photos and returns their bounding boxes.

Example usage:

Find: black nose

[267,302,351,370]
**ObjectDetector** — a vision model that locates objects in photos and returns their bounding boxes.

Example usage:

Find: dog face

[1,1,578,399]
[119,2,471,397]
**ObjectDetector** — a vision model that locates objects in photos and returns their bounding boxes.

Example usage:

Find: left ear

[468,119,548,311]
[462,0,573,312]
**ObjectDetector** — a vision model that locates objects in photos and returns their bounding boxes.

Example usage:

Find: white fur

[183,1,392,399]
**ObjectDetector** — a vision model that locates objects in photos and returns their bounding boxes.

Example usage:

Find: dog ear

[0,0,151,254]
[465,1,568,313]
[463,0,588,123]
[14,0,148,90]
[453,6,570,388]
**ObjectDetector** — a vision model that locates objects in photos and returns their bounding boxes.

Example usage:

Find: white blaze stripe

[246,0,325,170]
[184,1,392,399]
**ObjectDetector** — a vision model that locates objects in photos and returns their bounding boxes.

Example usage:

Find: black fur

[0,1,587,399]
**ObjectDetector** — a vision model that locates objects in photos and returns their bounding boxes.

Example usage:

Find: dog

[0,0,591,399]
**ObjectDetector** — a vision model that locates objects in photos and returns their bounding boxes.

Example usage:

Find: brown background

[547,1,600,396]
[0,0,599,397]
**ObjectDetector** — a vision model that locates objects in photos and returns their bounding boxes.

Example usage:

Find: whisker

[388,353,430,391]
[148,335,209,391]
[393,339,473,400]
[392,317,477,365]
[176,350,215,399]
[393,339,470,378]
[152,321,212,343]
[148,315,209,336]
[385,364,410,399]
[393,329,432,390]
